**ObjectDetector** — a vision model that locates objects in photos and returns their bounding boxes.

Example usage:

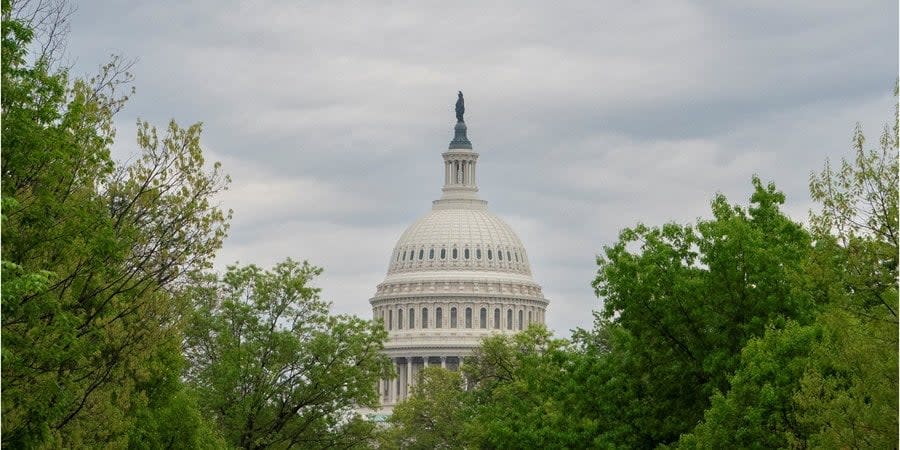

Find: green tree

[1,1,230,445]
[462,325,588,449]
[590,177,817,446]
[380,367,472,450]
[676,321,823,449]
[795,89,898,448]
[184,259,392,450]
[678,87,898,449]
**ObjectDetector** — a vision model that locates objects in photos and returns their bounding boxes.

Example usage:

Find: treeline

[382,104,899,448]
[3,1,897,449]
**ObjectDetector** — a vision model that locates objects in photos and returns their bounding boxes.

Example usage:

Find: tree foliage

[184,259,392,450]
[381,367,471,450]
[1,1,230,445]
[677,90,898,449]
[588,176,815,445]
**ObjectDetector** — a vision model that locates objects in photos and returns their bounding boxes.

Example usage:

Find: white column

[389,359,397,404]
[406,357,412,398]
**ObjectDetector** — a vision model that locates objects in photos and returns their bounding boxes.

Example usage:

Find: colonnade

[444,158,476,187]
[375,303,545,332]
[380,355,463,405]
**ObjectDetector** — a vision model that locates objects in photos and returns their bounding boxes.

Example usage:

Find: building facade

[370,104,549,410]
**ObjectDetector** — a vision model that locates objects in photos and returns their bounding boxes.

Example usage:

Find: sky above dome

[63,0,896,336]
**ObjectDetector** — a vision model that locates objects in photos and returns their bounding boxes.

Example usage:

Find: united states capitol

[365,92,549,414]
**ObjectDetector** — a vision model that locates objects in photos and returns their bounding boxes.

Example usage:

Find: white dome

[387,205,533,277]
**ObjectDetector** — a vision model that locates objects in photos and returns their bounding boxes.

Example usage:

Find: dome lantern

[440,91,481,203]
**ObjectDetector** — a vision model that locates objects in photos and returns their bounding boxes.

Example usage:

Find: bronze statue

[455,91,465,122]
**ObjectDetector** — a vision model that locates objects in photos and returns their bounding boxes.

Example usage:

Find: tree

[676,321,823,448]
[380,367,472,450]
[794,86,898,448]
[590,177,817,446]
[678,86,898,449]
[183,259,392,450]
[1,1,230,444]
[461,325,590,449]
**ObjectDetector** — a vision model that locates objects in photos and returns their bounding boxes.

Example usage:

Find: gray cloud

[66,0,897,335]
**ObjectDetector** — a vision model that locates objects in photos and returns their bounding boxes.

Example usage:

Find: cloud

[66,0,898,336]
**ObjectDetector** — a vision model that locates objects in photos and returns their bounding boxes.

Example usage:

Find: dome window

[419,249,424,260]
[441,248,446,259]
[450,307,458,328]
[479,308,487,329]
[422,308,429,329]
[464,248,470,259]
[493,308,500,329]
[409,308,415,329]
[507,309,513,330]
[402,251,406,261]
[389,310,394,330]
[452,248,458,259]
[515,252,519,262]
[476,249,482,259]
[487,249,493,260]
[498,251,503,261]
[436,307,443,328]
[429,248,435,259]
[398,309,404,330]
[465,307,472,328]
[528,310,533,325]
[410,250,415,261]
[507,251,511,261]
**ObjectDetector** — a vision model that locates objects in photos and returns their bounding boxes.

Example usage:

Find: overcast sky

[63,0,897,336]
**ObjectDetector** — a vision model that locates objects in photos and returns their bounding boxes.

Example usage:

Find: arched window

[499,250,503,261]
[518,310,523,330]
[507,251,512,261]
[452,248,458,259]
[450,307,458,328]
[528,310,533,325]
[441,248,446,259]
[476,248,482,259]
[436,307,443,328]
[410,250,415,261]
[389,310,394,330]
[515,252,519,262]
[398,309,404,330]
[493,308,500,329]
[422,308,429,328]
[409,308,415,329]
[488,249,493,260]
[464,248,470,259]
[479,308,487,329]
[465,307,472,328]
[429,248,435,259]
[396,252,401,262]
[507,309,513,330]
[419,249,424,260]
[402,251,406,261]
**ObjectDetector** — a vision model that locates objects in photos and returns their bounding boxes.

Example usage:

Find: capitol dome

[386,207,533,279]
[370,95,548,411]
